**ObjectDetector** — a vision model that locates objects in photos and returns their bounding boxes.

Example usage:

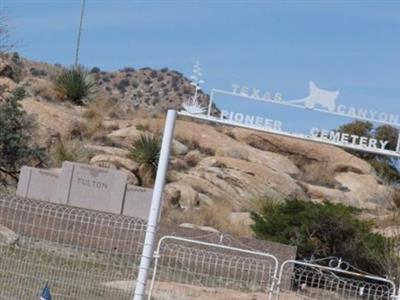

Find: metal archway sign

[193,81,400,159]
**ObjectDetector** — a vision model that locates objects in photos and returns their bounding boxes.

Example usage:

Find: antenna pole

[75,0,86,67]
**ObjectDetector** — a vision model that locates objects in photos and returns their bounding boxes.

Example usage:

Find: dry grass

[163,201,252,237]
[81,100,104,137]
[28,78,59,102]
[0,245,134,300]
[51,139,91,167]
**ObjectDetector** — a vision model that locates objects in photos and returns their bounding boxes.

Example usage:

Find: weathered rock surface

[84,145,130,157]
[90,154,138,171]
[107,126,142,145]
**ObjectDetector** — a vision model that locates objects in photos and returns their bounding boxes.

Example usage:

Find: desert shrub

[150,70,158,78]
[160,67,168,73]
[117,79,130,93]
[0,87,44,185]
[143,78,152,85]
[131,80,139,88]
[122,67,135,72]
[251,199,386,275]
[54,66,96,105]
[89,67,100,74]
[128,133,161,185]
[29,67,47,77]
[136,124,149,132]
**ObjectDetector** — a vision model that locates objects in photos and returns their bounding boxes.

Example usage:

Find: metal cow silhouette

[303,81,339,111]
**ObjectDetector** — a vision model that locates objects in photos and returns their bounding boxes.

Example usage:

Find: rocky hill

[0,52,398,236]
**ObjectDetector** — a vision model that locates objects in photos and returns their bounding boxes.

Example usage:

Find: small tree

[338,120,400,182]
[127,133,161,187]
[0,11,16,52]
[251,199,386,275]
[0,87,44,186]
[54,66,96,105]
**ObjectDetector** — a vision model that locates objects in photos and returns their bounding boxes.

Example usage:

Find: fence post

[133,110,177,300]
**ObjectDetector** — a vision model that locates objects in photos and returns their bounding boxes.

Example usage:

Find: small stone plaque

[122,185,153,220]
[16,166,59,202]
[57,162,127,214]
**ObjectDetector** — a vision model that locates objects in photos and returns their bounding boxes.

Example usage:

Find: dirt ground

[103,280,305,300]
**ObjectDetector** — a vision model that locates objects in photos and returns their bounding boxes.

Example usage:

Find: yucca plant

[128,133,161,186]
[54,66,96,105]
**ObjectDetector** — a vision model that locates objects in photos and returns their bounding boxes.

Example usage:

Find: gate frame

[275,258,399,300]
[147,235,280,300]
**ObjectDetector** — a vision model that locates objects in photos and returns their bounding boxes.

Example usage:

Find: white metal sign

[181,78,400,158]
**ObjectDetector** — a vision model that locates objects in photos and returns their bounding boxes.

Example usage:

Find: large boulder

[90,154,138,171]
[335,172,394,210]
[231,128,374,175]
[84,145,130,157]
[166,156,305,210]
[107,126,142,145]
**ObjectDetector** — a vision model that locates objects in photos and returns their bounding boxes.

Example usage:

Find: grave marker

[57,161,127,214]
[16,166,60,203]
[123,185,153,220]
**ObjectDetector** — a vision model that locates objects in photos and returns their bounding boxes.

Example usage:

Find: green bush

[54,66,96,105]
[0,87,44,185]
[251,199,386,275]
[338,120,400,182]
[127,133,161,185]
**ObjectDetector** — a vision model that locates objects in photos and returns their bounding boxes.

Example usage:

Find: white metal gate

[148,235,279,300]
[275,257,398,300]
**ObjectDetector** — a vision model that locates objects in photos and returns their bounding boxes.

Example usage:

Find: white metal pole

[396,132,400,153]
[133,109,177,300]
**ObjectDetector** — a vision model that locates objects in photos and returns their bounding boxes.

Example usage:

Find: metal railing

[0,195,398,300]
[148,235,279,300]
[0,195,146,299]
[275,257,398,300]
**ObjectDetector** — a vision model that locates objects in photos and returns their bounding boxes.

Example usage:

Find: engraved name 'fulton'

[77,178,108,189]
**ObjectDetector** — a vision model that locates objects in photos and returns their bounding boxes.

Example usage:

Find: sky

[1,0,400,143]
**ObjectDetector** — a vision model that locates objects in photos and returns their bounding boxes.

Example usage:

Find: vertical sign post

[133,110,177,300]
[397,132,400,153]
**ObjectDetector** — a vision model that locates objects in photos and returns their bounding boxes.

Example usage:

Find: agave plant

[54,66,96,105]
[128,133,161,186]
